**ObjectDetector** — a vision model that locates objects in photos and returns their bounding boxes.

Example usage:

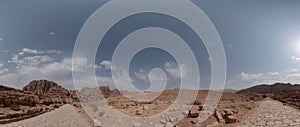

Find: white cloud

[47,49,62,54]
[164,62,187,79]
[9,55,52,66]
[148,68,167,91]
[291,56,300,61]
[100,60,111,70]
[238,72,263,81]
[22,48,43,54]
[0,73,19,87]
[18,52,25,56]
[100,60,116,70]
[0,65,8,75]
[286,74,300,83]
[228,69,300,89]
[165,62,172,68]
[268,72,279,75]
[20,48,62,55]
[1,56,102,89]
[134,69,147,81]
[9,48,63,66]
[49,32,55,36]
[284,68,299,73]
[0,38,2,41]
[0,50,9,54]
[10,54,19,64]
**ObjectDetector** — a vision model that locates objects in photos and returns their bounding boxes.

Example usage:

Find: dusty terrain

[0,80,299,127]
[3,104,92,127]
[80,89,262,127]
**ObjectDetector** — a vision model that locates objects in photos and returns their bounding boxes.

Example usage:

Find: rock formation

[272,90,300,109]
[23,80,70,98]
[0,85,39,107]
[0,80,79,124]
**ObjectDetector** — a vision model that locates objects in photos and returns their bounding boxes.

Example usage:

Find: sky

[0,0,300,90]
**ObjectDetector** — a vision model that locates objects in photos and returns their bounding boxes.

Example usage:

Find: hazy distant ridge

[236,83,300,94]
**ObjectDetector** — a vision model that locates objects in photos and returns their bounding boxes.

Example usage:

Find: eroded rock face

[272,90,300,109]
[78,86,120,103]
[0,86,39,107]
[214,110,225,124]
[99,86,110,98]
[0,81,82,124]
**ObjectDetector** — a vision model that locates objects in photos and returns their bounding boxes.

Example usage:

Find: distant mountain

[217,89,238,93]
[236,83,300,94]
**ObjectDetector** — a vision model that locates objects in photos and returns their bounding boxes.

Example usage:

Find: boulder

[224,114,238,124]
[142,105,150,110]
[135,110,143,115]
[214,110,225,124]
[223,109,234,116]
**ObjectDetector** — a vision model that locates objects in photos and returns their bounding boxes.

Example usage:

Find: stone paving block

[241,101,300,127]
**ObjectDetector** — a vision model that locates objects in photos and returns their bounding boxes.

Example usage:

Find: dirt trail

[2,104,92,127]
[240,100,300,127]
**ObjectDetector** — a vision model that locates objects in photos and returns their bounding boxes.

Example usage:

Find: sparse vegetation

[262,95,268,98]
[62,99,67,104]
[53,105,60,108]
[191,100,202,105]
[10,104,21,111]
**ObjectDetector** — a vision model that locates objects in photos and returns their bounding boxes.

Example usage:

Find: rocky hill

[0,85,39,107]
[236,83,300,94]
[0,85,45,124]
[23,80,70,98]
[0,80,80,124]
[78,86,120,103]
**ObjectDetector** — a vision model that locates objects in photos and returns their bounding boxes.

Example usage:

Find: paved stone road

[240,100,300,127]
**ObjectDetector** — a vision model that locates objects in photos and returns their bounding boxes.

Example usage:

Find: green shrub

[53,105,59,108]
[191,100,202,105]
[10,104,21,111]
[62,99,67,104]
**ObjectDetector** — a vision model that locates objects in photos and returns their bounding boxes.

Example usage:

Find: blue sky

[0,0,300,90]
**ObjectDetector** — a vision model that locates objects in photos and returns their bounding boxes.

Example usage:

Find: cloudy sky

[0,0,300,90]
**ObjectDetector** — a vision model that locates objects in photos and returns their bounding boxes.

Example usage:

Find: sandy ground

[2,104,92,127]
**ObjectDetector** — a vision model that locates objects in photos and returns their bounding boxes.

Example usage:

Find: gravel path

[2,104,92,127]
[240,100,300,127]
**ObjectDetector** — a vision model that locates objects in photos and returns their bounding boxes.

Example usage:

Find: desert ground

[3,104,92,127]
[0,80,299,127]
